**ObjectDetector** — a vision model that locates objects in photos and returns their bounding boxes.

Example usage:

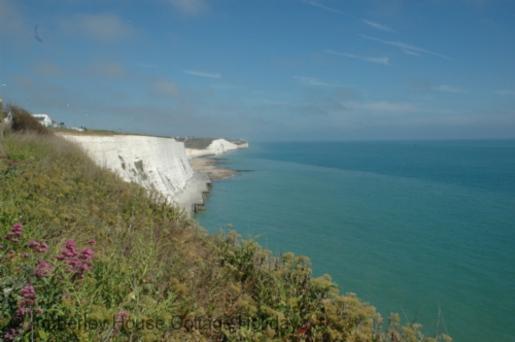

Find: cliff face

[186,138,247,158]
[59,134,209,213]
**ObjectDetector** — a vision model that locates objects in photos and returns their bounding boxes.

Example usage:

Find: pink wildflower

[3,328,19,341]
[56,240,78,259]
[80,247,94,261]
[114,310,129,332]
[87,239,96,246]
[17,284,36,317]
[27,240,49,253]
[20,284,36,301]
[116,310,129,321]
[6,223,23,242]
[34,260,53,278]
[56,240,95,278]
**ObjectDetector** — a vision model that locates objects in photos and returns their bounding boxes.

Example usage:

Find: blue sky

[1,0,515,140]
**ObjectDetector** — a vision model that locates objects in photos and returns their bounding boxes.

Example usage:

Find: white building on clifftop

[32,114,54,127]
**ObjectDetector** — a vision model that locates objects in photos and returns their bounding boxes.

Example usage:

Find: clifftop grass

[0,127,451,340]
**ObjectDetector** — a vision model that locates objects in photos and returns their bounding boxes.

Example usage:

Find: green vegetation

[50,127,174,139]
[176,137,217,149]
[0,107,451,341]
[177,137,248,149]
[50,127,119,136]
[8,105,50,135]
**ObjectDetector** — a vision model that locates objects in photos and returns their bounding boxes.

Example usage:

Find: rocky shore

[190,157,236,181]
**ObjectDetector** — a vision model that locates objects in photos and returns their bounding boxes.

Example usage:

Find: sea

[196,140,515,342]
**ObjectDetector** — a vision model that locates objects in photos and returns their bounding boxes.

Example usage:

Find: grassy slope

[50,127,174,139]
[0,132,451,341]
[177,137,248,149]
[176,137,217,150]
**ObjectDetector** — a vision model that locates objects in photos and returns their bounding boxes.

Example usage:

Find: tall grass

[0,112,452,341]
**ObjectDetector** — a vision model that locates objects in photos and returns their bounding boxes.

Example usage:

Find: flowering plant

[1,223,96,341]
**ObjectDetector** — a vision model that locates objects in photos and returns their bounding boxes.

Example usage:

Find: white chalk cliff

[186,138,248,158]
[59,134,210,214]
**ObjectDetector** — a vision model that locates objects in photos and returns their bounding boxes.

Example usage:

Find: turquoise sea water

[196,141,515,342]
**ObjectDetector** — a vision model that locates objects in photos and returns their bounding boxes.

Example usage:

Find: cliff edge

[59,133,210,214]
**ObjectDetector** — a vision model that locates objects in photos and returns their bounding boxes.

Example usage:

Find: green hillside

[0,107,451,341]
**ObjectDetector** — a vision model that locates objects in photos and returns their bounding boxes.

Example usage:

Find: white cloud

[325,50,390,66]
[361,34,451,60]
[63,14,134,42]
[302,0,346,15]
[433,84,466,94]
[168,0,207,15]
[184,69,221,79]
[362,19,396,33]
[495,89,515,96]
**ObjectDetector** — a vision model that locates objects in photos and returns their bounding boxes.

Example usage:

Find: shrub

[9,105,49,135]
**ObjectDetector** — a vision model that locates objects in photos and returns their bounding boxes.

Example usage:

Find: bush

[9,105,49,135]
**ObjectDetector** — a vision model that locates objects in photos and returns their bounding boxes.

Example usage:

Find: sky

[1,0,515,141]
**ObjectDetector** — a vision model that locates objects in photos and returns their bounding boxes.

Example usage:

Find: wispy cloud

[304,3,397,37]
[361,34,451,60]
[325,50,390,66]
[401,49,421,56]
[362,19,396,33]
[293,76,334,87]
[184,69,222,79]
[495,89,515,96]
[302,0,346,15]
[433,84,466,94]
[348,101,419,113]
[62,14,134,42]
[168,0,207,15]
